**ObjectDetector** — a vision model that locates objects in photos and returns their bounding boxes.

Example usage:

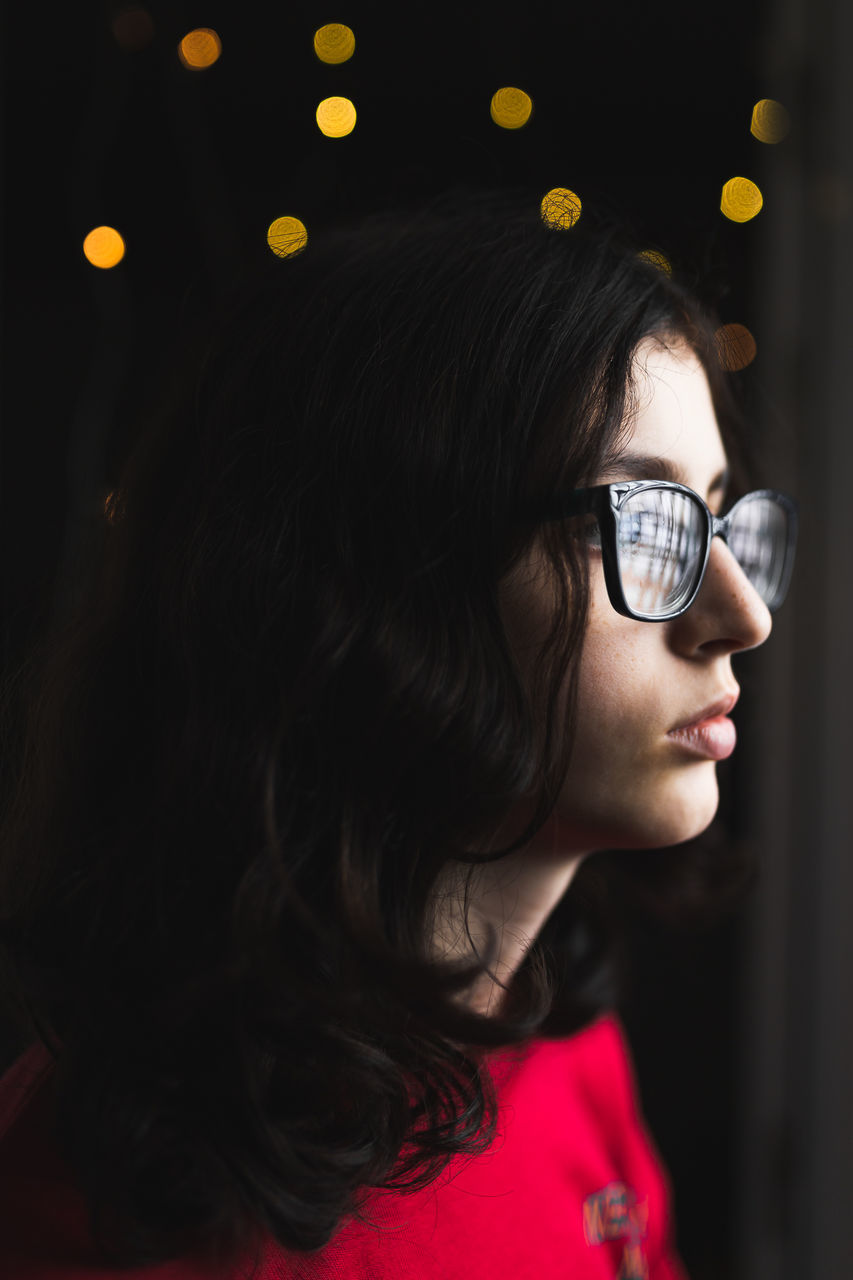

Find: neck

[430,817,587,1017]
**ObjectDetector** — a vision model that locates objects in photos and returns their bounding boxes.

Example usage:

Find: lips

[669,689,739,733]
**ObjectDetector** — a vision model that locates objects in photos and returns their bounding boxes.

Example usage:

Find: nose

[669,537,773,656]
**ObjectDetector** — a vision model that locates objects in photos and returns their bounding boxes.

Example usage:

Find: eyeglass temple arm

[516,488,602,525]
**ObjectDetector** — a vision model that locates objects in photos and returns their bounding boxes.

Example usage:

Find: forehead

[615,336,728,490]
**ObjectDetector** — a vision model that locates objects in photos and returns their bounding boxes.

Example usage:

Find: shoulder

[506,1011,638,1101]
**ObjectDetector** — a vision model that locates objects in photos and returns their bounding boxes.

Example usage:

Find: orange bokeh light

[750,99,791,144]
[490,87,533,129]
[316,96,356,137]
[721,176,763,223]
[540,188,582,230]
[637,249,672,275]
[715,323,757,371]
[111,6,154,51]
[267,216,308,258]
[83,226,126,269]
[178,28,222,70]
[314,23,355,64]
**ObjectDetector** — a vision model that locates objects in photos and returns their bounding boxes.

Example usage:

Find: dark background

[2,3,789,1277]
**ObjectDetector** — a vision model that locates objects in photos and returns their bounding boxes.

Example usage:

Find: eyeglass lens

[617,489,706,616]
[616,489,789,618]
[726,495,789,608]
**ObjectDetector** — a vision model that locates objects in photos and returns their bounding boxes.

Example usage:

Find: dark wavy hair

[0,189,756,1272]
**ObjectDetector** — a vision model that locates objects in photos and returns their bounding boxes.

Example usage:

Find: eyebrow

[599,452,729,498]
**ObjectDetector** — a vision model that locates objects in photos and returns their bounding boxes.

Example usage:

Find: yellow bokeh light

[267,216,308,259]
[83,226,126,269]
[720,176,763,223]
[637,249,672,275]
[540,188,582,230]
[178,27,222,70]
[314,23,355,64]
[490,87,533,130]
[316,96,356,137]
[715,323,757,371]
[750,99,791,144]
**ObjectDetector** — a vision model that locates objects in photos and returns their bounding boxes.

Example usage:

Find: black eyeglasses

[521,481,798,622]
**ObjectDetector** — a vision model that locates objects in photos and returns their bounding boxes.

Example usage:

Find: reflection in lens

[727,495,787,607]
[617,489,706,616]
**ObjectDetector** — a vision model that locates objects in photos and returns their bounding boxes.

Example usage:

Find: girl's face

[502,335,772,855]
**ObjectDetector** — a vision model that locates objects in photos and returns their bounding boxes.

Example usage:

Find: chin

[568,765,721,851]
[634,766,721,848]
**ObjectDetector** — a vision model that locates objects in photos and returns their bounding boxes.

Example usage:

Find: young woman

[0,190,797,1278]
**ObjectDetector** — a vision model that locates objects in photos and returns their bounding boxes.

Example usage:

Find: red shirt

[0,1011,689,1278]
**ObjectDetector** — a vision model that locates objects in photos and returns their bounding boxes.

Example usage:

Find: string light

[83,226,126,269]
[637,249,672,275]
[714,323,757,371]
[178,28,222,70]
[490,87,533,129]
[267,216,308,258]
[314,23,355,64]
[750,99,791,144]
[316,96,356,137]
[540,188,582,230]
[720,177,763,223]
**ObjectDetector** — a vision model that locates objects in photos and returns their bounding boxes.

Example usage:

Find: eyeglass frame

[517,480,799,622]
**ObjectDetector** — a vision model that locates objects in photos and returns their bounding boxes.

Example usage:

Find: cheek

[569,628,659,789]
[556,613,720,848]
[501,554,722,849]
[575,595,661,733]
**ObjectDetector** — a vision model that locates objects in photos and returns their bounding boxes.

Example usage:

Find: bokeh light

[103,490,125,524]
[490,87,533,129]
[540,188,582,230]
[83,226,126,269]
[714,323,757,371]
[637,249,672,275]
[111,6,154,51]
[316,96,357,137]
[750,99,791,144]
[178,28,222,70]
[314,23,355,64]
[720,176,763,223]
[267,216,308,259]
